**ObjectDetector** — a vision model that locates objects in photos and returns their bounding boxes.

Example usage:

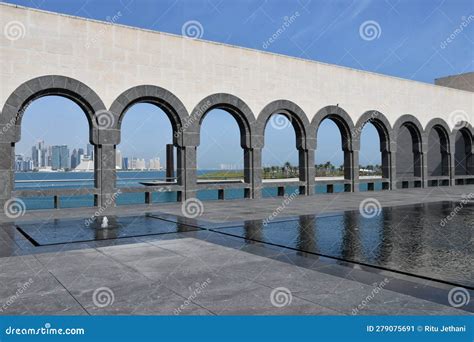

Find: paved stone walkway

[0,186,473,315]
[0,236,469,315]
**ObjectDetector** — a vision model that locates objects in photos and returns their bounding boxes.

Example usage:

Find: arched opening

[454,128,473,176]
[427,126,450,177]
[315,117,351,193]
[262,113,300,197]
[116,103,177,204]
[197,109,245,200]
[396,122,422,187]
[359,122,383,190]
[109,85,189,204]
[14,96,94,209]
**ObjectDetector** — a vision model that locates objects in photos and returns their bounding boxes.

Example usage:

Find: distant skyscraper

[78,148,85,162]
[71,149,78,169]
[31,145,38,167]
[51,145,70,170]
[46,146,52,167]
[30,140,48,169]
[130,157,146,170]
[15,155,33,172]
[15,154,23,172]
[149,157,161,170]
[87,144,94,160]
[116,149,122,169]
[122,157,129,170]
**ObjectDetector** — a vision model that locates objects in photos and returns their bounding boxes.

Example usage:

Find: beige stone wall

[1,3,473,129]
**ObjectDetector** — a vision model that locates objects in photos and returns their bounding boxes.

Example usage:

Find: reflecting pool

[214,201,473,288]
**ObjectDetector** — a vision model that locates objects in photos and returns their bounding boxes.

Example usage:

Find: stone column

[418,151,427,187]
[352,149,360,192]
[166,144,174,181]
[344,149,359,192]
[390,141,398,190]
[93,127,120,209]
[449,140,456,185]
[469,145,474,175]
[381,150,391,188]
[96,144,117,208]
[245,148,262,199]
[298,148,314,195]
[177,145,197,200]
[0,142,14,217]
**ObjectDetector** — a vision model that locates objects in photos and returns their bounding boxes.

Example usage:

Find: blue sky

[8,0,473,168]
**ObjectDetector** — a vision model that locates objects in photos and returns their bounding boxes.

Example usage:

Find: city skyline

[15,139,164,172]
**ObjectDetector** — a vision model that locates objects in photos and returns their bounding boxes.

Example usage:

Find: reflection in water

[220,201,474,287]
[297,215,316,252]
[19,214,200,245]
[340,212,359,261]
[244,221,263,241]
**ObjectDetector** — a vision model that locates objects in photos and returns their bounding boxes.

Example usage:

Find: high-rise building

[71,149,78,169]
[87,144,94,160]
[46,146,52,167]
[116,149,122,169]
[15,155,33,172]
[15,154,24,171]
[31,145,38,167]
[78,148,85,162]
[51,145,70,170]
[122,157,129,170]
[31,140,47,169]
[130,157,146,170]
[149,157,161,170]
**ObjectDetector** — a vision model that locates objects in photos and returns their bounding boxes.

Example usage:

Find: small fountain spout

[101,216,109,229]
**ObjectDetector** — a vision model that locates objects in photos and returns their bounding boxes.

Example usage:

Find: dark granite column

[245,147,262,199]
[381,150,391,188]
[0,142,14,216]
[299,148,315,195]
[177,145,197,200]
[95,143,117,208]
[344,149,359,192]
